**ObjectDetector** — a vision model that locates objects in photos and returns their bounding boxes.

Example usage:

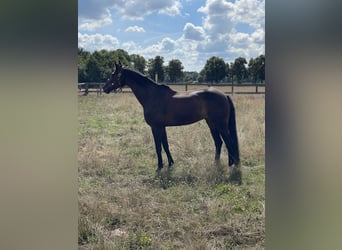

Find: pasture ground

[78,92,265,249]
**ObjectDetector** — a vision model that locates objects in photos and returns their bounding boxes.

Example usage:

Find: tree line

[78,48,265,84]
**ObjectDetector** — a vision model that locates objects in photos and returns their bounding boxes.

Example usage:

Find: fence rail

[167,83,265,95]
[78,83,104,96]
[78,82,265,95]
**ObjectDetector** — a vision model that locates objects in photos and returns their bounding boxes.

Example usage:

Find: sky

[78,0,265,72]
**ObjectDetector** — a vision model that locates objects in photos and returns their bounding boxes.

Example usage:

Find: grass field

[78,92,265,249]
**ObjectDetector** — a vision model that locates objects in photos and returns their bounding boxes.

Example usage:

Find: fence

[78,82,265,95]
[167,83,265,95]
[78,83,104,96]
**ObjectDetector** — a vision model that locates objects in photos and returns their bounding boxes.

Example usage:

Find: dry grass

[78,93,265,249]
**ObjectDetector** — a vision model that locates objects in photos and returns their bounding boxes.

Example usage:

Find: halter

[110,68,125,93]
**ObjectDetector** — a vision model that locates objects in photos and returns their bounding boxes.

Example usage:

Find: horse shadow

[206,160,242,186]
[142,161,242,190]
[227,165,242,185]
[156,166,197,189]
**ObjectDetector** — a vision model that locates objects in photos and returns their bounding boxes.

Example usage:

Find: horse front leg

[161,127,174,167]
[151,127,163,170]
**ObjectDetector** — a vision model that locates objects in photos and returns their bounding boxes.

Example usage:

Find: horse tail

[226,96,240,165]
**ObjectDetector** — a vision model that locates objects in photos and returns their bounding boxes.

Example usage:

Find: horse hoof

[156,165,163,172]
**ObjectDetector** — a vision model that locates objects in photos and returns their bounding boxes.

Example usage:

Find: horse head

[103,61,125,93]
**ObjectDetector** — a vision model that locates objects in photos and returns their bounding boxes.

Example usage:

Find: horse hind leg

[211,129,223,161]
[219,127,237,167]
[206,120,223,161]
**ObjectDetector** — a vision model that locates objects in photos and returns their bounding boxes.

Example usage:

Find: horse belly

[167,110,202,126]
[165,99,205,126]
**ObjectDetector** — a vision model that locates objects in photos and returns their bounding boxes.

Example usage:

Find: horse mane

[123,67,152,85]
[123,67,175,94]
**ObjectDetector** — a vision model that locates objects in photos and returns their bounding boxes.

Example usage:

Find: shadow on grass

[142,166,197,189]
[206,160,242,186]
[227,166,243,185]
[142,161,242,189]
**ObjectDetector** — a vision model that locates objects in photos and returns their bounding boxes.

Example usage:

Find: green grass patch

[78,94,265,249]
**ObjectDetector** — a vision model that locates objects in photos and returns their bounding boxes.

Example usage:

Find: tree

[247,55,265,83]
[78,48,91,82]
[248,58,258,83]
[256,54,265,83]
[183,71,199,82]
[225,62,232,83]
[167,59,184,82]
[130,54,146,73]
[232,57,247,83]
[86,54,102,82]
[77,48,132,82]
[94,50,113,82]
[198,69,206,83]
[113,49,131,66]
[204,56,226,83]
[147,56,165,82]
[85,50,113,82]
[77,47,265,84]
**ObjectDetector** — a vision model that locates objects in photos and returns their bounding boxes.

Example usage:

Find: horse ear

[114,61,121,71]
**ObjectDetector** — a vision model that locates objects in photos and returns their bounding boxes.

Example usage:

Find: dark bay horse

[103,62,240,171]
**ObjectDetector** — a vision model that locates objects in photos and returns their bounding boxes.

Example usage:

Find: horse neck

[124,70,156,107]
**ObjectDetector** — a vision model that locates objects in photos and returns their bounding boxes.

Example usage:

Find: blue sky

[78,0,264,72]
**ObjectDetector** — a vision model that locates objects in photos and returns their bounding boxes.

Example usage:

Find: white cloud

[78,0,111,20]
[125,26,146,33]
[196,35,228,54]
[251,28,265,44]
[79,0,182,28]
[78,11,112,31]
[116,0,182,20]
[198,0,235,16]
[226,30,265,59]
[229,32,251,46]
[159,0,182,16]
[233,0,265,29]
[192,0,265,66]
[121,36,197,71]
[183,23,206,41]
[161,37,177,51]
[78,32,120,51]
[198,0,264,36]
[78,0,265,72]
[79,20,108,31]
[143,37,177,56]
[228,28,264,49]
[122,41,141,52]
[198,0,235,36]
